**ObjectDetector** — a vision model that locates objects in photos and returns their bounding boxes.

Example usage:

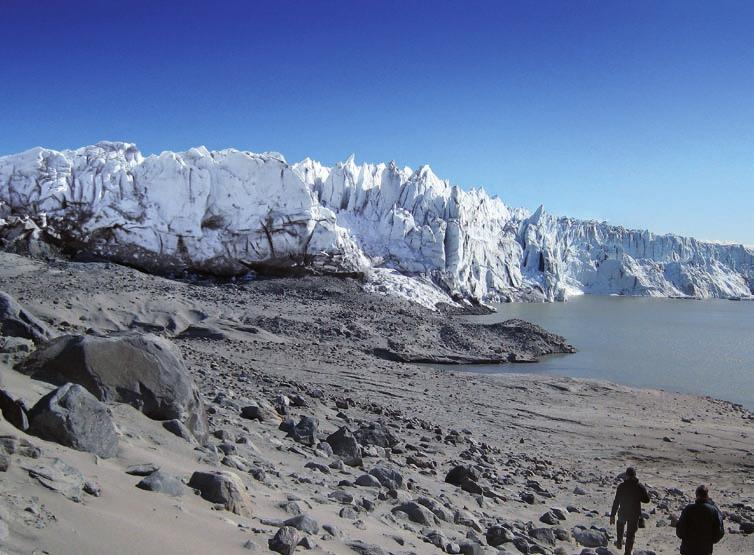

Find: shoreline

[0,252,752,554]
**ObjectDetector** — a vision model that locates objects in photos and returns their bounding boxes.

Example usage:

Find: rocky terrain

[0,251,752,555]
[1,143,752,307]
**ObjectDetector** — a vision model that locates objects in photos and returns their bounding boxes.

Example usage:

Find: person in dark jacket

[610,467,650,554]
[676,485,725,555]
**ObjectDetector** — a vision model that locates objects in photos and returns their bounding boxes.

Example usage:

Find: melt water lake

[459,296,754,410]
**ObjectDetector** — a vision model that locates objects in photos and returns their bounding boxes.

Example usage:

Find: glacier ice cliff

[1,142,752,306]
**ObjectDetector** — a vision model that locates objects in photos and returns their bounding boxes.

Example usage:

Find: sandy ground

[0,252,752,555]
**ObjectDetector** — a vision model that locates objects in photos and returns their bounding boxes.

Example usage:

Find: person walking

[676,485,725,555]
[610,467,650,554]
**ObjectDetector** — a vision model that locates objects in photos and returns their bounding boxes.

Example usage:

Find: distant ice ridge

[1,142,752,308]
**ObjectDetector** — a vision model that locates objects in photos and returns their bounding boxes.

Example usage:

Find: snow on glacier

[0,142,752,308]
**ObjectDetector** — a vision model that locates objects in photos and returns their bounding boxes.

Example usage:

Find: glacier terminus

[1,142,752,307]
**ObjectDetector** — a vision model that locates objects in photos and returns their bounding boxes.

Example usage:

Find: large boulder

[0,291,53,344]
[188,470,252,516]
[27,383,118,458]
[19,333,207,442]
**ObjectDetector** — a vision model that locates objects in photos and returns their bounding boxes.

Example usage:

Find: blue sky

[1,0,752,243]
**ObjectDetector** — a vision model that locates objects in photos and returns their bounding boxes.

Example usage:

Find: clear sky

[1,0,752,244]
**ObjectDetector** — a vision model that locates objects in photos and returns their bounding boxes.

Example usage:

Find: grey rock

[529,527,556,545]
[458,541,483,555]
[445,464,479,486]
[84,479,102,496]
[0,290,53,344]
[21,457,86,501]
[136,470,186,496]
[0,389,29,431]
[0,336,35,354]
[455,509,484,532]
[322,523,341,537]
[539,510,560,525]
[325,427,362,467]
[188,470,252,516]
[288,416,318,446]
[355,474,382,488]
[346,540,388,555]
[269,526,299,555]
[19,333,208,442]
[353,422,399,448]
[328,490,354,504]
[126,463,160,476]
[28,383,118,458]
[368,465,403,489]
[241,399,281,423]
[162,419,195,443]
[283,514,319,534]
[339,506,359,519]
[0,435,40,458]
[572,526,608,548]
[392,501,437,526]
[416,496,453,522]
[486,525,515,546]
[0,452,9,472]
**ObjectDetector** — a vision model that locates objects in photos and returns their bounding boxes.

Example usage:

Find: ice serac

[1,142,752,306]
[0,142,368,277]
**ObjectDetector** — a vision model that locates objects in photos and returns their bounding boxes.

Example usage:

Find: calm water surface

[461,296,754,410]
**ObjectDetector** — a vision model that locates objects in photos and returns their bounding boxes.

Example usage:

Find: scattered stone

[529,527,557,545]
[19,333,208,441]
[355,474,382,488]
[27,383,118,458]
[136,470,186,496]
[126,463,161,476]
[368,465,403,489]
[188,470,252,516]
[539,510,560,525]
[269,526,299,555]
[0,290,53,343]
[339,506,359,519]
[325,427,362,467]
[486,525,515,546]
[346,540,388,555]
[84,480,102,496]
[283,514,319,534]
[303,461,329,474]
[446,464,482,493]
[0,389,29,430]
[288,416,318,446]
[241,400,281,423]
[21,457,86,501]
[353,422,399,448]
[162,419,195,443]
[572,526,608,548]
[328,490,354,504]
[416,496,453,522]
[392,501,437,526]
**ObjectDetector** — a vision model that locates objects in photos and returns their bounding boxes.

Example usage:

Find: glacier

[1,142,752,307]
